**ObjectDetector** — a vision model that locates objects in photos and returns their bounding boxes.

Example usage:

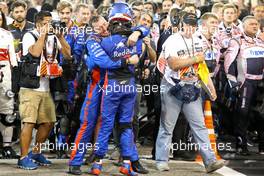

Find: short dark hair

[162,0,173,4]
[34,11,52,25]
[0,9,7,30]
[144,1,157,13]
[41,3,54,12]
[10,0,27,11]
[130,0,143,7]
[89,15,101,28]
[141,12,154,26]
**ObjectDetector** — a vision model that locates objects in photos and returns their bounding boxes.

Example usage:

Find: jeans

[156,78,216,166]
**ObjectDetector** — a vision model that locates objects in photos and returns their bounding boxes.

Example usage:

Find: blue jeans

[156,78,216,166]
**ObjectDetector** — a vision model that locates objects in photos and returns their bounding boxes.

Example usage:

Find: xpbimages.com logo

[36,142,99,153]
[98,83,167,95]
[164,140,232,153]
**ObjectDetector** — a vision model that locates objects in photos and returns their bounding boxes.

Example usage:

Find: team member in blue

[90,3,147,176]
[68,14,147,175]
[54,1,77,158]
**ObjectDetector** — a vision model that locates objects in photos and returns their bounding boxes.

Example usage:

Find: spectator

[0,9,19,159]
[8,0,34,61]
[55,0,78,158]
[216,3,242,57]
[233,4,243,30]
[162,0,173,14]
[17,10,71,170]
[41,3,53,12]
[252,5,264,22]
[182,3,197,14]
[211,2,224,22]
[130,0,144,25]
[26,7,38,23]
[32,0,45,12]
[144,1,155,15]
[173,0,185,9]
[224,16,264,155]
[96,4,111,20]
[159,0,174,34]
[198,12,220,75]
[0,1,13,24]
[74,3,92,27]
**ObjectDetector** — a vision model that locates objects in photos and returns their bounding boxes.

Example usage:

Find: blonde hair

[222,3,237,14]
[57,1,73,12]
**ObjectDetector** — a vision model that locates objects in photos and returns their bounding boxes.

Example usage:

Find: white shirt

[162,32,204,85]
[0,28,17,67]
[0,28,17,94]
[22,29,62,92]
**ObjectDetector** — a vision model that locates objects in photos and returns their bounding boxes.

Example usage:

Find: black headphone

[170,14,181,27]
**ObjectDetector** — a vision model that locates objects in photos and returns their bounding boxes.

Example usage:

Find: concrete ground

[0,159,225,176]
[0,144,243,176]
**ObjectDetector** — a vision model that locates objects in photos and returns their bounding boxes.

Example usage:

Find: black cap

[182,12,197,26]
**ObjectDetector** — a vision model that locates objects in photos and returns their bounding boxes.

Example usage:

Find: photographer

[18,11,71,170]
[155,13,225,173]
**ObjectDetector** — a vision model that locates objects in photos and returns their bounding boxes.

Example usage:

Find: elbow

[29,50,41,58]
[28,46,41,58]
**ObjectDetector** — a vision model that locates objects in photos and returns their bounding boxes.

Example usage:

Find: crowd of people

[0,0,264,175]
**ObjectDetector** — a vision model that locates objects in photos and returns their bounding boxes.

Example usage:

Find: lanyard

[180,34,194,58]
[180,34,196,75]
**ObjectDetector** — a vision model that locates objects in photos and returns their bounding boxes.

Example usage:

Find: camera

[51,20,66,33]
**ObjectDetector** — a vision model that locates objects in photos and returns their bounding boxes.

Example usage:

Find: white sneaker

[156,162,170,171]
[206,159,226,173]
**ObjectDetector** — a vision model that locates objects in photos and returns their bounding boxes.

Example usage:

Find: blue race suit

[69,33,127,166]
[94,34,143,160]
[69,26,149,165]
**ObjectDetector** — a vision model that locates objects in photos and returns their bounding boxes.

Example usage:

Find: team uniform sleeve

[224,38,240,87]
[87,39,126,69]
[132,25,150,39]
[73,33,86,64]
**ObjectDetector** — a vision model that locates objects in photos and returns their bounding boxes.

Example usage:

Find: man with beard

[8,1,34,61]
